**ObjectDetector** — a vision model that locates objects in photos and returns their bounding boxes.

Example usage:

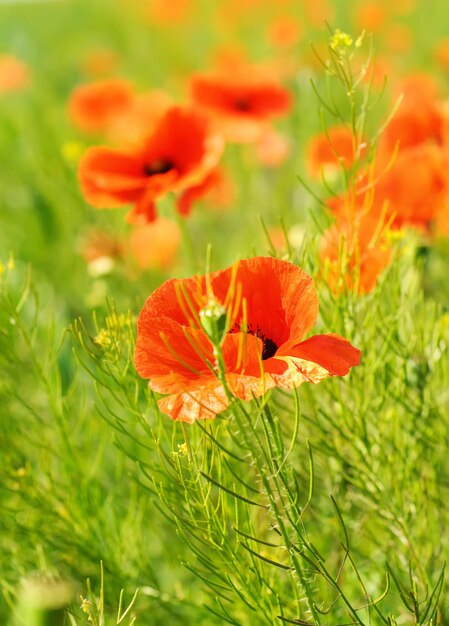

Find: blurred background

[2,1,449,624]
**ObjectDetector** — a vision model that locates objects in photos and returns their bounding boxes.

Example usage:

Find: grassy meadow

[1,0,449,624]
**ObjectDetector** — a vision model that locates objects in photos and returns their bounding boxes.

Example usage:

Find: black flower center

[143,158,174,176]
[229,322,278,360]
[260,337,278,360]
[234,98,251,112]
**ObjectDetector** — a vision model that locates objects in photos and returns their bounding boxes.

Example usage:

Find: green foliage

[67,235,447,625]
[1,1,449,625]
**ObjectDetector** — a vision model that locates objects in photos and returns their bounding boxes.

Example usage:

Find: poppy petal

[284,333,362,376]
[269,356,330,389]
[158,384,228,422]
[222,333,280,400]
[211,257,319,346]
[176,168,224,216]
[79,147,147,207]
[138,275,208,327]
[134,257,362,421]
[135,317,214,391]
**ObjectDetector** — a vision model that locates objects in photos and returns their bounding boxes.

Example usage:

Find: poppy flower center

[229,322,278,360]
[234,98,251,112]
[143,158,175,176]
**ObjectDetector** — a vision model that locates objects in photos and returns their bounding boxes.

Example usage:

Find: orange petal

[211,257,319,347]
[128,218,181,269]
[176,168,224,216]
[138,274,209,327]
[221,333,285,400]
[135,317,214,392]
[158,383,228,422]
[283,333,361,376]
[78,147,146,207]
[68,79,133,134]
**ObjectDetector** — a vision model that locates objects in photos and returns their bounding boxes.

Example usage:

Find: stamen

[143,158,174,176]
[234,98,251,112]
[228,323,278,360]
[261,338,278,360]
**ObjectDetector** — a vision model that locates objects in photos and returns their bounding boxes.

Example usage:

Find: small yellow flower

[62,141,84,164]
[439,313,449,329]
[0,253,14,274]
[94,328,112,349]
[177,442,188,457]
[330,29,353,54]
[80,596,92,614]
[385,230,405,244]
[94,312,134,350]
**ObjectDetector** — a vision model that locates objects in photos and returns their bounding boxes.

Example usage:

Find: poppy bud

[199,299,227,346]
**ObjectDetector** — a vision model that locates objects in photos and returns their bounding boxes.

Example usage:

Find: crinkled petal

[138,275,208,327]
[269,356,331,389]
[225,372,277,401]
[134,317,214,391]
[279,333,361,376]
[211,256,319,346]
[221,333,276,400]
[157,383,228,422]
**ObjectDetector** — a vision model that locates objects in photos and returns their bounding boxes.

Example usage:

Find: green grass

[1,0,449,624]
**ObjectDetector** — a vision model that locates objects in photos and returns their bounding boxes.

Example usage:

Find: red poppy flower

[267,16,302,49]
[135,257,361,422]
[307,125,367,178]
[328,139,449,234]
[190,71,292,142]
[68,79,134,134]
[78,106,224,223]
[176,167,232,216]
[107,90,172,146]
[128,217,181,270]
[320,213,392,294]
[377,75,445,158]
[355,2,386,32]
[376,143,448,231]
[254,129,290,167]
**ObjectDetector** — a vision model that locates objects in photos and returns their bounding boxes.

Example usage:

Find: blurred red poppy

[307,125,367,178]
[320,213,392,294]
[267,16,301,49]
[107,90,172,146]
[0,55,30,93]
[176,167,231,216]
[190,71,292,142]
[255,129,290,167]
[68,79,134,134]
[378,75,445,158]
[375,143,448,231]
[355,2,386,31]
[328,142,449,234]
[78,106,224,223]
[128,218,181,270]
[135,257,361,422]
